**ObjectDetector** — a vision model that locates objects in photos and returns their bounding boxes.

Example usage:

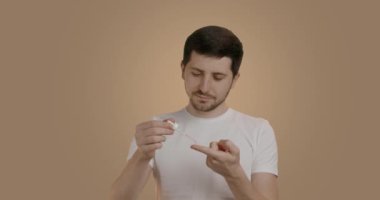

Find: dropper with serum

[167,120,179,130]
[167,120,197,144]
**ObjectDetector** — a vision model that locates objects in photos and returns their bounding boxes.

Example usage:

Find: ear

[181,62,185,80]
[231,73,240,89]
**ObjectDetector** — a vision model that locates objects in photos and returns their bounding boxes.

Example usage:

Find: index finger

[191,144,225,159]
[137,120,173,131]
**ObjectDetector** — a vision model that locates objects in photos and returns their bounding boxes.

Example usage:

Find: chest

[153,122,254,197]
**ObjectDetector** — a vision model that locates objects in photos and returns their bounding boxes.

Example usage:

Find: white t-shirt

[127,108,278,200]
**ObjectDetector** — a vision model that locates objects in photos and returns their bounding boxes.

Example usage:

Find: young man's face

[181,51,239,112]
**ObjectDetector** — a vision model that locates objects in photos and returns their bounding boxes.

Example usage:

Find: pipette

[167,120,197,144]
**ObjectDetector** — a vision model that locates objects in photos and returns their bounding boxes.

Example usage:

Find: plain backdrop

[1,0,379,199]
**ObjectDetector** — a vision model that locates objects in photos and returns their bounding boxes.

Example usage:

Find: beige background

[1,0,379,199]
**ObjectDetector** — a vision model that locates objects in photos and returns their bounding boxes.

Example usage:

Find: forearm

[110,150,152,200]
[224,166,269,200]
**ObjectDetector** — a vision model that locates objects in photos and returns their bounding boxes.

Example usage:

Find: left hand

[191,139,241,179]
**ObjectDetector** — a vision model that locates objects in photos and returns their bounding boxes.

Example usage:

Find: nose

[199,76,211,93]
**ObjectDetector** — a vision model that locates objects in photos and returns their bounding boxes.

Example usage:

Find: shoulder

[230,108,270,129]
[230,109,275,142]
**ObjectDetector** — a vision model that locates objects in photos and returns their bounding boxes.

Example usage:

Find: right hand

[135,119,175,160]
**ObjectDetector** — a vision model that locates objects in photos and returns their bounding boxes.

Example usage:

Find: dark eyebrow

[189,66,204,72]
[189,66,227,76]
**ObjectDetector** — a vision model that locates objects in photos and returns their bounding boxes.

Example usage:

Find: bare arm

[251,173,278,200]
[191,140,278,200]
[224,168,278,200]
[110,150,152,200]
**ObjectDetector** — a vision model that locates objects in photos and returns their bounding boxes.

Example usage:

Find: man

[111,26,279,200]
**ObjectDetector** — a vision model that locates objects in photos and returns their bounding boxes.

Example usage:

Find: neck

[185,102,229,118]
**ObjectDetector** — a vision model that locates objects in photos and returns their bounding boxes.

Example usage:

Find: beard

[190,88,231,112]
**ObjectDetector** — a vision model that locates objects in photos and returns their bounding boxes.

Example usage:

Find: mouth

[195,94,213,101]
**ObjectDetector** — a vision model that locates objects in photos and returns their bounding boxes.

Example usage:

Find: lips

[195,94,213,100]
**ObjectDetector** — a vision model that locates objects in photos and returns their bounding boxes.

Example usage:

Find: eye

[191,72,201,77]
[213,75,225,81]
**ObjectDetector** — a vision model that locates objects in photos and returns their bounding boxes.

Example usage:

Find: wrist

[134,149,153,163]
[224,165,246,182]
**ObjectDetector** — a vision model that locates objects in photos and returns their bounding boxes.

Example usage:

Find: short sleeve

[251,120,278,176]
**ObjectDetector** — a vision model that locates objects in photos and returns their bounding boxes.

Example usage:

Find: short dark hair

[181,26,244,77]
